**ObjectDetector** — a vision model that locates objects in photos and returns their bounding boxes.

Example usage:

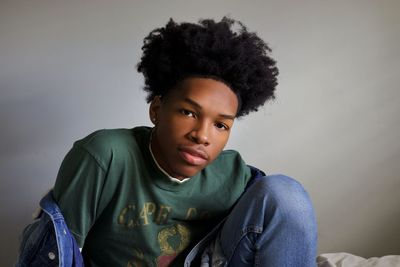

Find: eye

[180,109,196,118]
[215,122,229,131]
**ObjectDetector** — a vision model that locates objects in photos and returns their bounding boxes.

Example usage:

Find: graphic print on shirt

[127,248,146,267]
[118,202,172,227]
[156,223,190,267]
[119,201,210,267]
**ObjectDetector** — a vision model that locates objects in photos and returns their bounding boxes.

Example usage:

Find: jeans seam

[225,225,263,265]
[254,249,259,267]
[241,226,263,235]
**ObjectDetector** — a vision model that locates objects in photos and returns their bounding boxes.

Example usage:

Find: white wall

[1,0,399,265]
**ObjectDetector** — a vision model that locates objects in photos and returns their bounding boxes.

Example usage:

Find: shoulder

[75,127,148,148]
[215,149,246,165]
[198,150,252,203]
[205,149,251,179]
[73,126,151,169]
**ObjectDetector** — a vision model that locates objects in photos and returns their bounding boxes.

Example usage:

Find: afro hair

[137,17,278,117]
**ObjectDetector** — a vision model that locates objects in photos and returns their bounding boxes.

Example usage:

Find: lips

[178,145,209,166]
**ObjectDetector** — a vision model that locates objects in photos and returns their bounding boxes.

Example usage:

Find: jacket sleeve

[16,213,59,267]
[16,191,85,267]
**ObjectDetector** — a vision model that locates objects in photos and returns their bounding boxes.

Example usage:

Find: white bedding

[317,253,400,267]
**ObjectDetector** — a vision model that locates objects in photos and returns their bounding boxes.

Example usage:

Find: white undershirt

[148,134,190,184]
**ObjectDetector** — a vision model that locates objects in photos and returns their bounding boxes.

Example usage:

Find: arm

[53,142,108,247]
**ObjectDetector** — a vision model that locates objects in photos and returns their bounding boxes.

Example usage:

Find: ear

[149,95,162,125]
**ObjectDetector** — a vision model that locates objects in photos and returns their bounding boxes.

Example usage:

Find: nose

[189,121,210,145]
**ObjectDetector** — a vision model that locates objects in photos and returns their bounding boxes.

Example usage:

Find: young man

[18,18,317,266]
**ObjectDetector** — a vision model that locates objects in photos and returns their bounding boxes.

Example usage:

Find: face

[149,77,239,179]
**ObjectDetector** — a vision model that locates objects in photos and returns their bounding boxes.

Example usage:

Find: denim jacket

[16,191,84,267]
[16,166,264,267]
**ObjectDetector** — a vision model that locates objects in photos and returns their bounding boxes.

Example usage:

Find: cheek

[168,116,196,134]
[156,117,188,143]
[210,134,230,158]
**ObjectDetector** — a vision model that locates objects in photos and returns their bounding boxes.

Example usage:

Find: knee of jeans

[249,175,316,230]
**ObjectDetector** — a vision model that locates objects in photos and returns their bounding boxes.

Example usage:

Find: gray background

[1,0,399,266]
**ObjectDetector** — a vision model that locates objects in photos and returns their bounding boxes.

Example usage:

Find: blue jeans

[199,175,318,267]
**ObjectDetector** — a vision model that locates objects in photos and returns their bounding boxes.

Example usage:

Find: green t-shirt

[53,126,251,267]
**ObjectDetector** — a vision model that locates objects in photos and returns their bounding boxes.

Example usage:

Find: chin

[172,165,204,179]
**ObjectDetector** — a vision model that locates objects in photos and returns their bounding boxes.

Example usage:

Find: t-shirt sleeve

[53,142,108,247]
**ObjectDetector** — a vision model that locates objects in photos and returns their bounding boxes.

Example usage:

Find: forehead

[165,78,239,116]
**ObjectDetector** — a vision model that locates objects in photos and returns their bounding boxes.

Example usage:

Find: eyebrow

[183,97,236,120]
